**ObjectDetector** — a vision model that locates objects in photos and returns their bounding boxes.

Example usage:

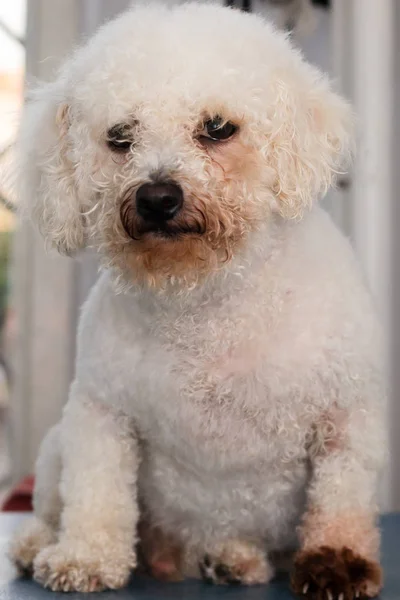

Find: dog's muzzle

[136,182,183,223]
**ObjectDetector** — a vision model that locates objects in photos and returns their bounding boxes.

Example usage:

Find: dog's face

[18,3,351,288]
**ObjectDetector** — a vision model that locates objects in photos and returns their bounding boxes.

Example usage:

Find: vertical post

[350,0,394,510]
[9,0,81,481]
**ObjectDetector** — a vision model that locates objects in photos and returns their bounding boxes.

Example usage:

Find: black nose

[136,182,183,223]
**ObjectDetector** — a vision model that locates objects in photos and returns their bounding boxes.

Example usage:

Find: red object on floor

[2,476,34,512]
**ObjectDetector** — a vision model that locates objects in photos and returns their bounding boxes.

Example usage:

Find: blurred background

[0,0,397,510]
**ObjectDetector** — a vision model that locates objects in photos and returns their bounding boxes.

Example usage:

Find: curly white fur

[10,2,385,596]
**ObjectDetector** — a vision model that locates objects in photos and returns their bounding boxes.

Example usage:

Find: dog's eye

[200,117,238,142]
[106,124,133,152]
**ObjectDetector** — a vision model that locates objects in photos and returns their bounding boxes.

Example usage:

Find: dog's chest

[129,306,308,469]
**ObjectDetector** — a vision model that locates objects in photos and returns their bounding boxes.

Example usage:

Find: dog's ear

[267,71,353,219]
[16,81,86,254]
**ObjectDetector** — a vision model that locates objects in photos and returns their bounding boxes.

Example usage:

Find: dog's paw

[291,546,382,600]
[199,540,273,586]
[9,517,56,576]
[33,542,135,592]
[137,521,184,582]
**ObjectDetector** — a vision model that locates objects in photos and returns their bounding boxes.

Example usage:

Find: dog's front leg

[33,388,139,592]
[291,406,385,600]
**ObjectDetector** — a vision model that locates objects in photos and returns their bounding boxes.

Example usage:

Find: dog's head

[17,3,352,288]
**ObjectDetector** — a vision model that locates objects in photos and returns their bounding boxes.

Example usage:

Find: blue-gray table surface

[0,514,398,599]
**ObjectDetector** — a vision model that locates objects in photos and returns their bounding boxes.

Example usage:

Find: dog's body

[10,3,385,597]
[76,206,381,552]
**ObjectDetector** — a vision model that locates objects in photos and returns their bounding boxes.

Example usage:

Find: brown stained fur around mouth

[115,230,227,288]
[112,186,253,287]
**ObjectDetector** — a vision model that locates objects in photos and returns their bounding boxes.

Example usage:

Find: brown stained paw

[291,547,382,600]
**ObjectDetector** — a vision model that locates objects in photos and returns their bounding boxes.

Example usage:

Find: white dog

[10,3,386,598]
